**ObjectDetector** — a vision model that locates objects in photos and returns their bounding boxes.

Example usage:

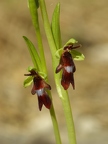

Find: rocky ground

[0,0,108,144]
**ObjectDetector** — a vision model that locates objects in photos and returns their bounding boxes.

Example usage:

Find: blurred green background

[0,0,108,144]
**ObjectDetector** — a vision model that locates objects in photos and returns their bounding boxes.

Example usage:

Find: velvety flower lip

[55,44,80,90]
[37,91,52,110]
[24,70,51,111]
[56,51,76,90]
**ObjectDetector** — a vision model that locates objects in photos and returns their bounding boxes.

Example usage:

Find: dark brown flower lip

[61,69,75,90]
[32,81,51,111]
[56,46,76,90]
[37,93,51,111]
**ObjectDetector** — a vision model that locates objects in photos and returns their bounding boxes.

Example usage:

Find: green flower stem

[28,0,62,144]
[49,104,62,144]
[54,62,77,144]
[39,0,76,144]
[61,91,76,144]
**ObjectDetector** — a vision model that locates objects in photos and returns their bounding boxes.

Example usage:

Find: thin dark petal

[24,73,32,76]
[37,93,51,111]
[24,70,37,77]
[72,44,81,49]
[43,81,51,90]
[73,65,76,73]
[64,44,73,50]
[31,85,36,95]
[64,44,81,50]
[56,64,63,73]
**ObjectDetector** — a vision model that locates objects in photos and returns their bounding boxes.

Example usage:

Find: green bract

[28,0,39,30]
[24,76,33,87]
[23,36,41,70]
[70,50,85,61]
[51,3,61,50]
[64,38,78,46]
[27,66,36,72]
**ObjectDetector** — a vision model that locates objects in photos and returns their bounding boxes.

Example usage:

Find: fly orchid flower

[56,44,81,90]
[24,70,51,111]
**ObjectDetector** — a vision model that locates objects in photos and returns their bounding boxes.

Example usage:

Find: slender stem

[28,0,62,144]
[61,93,77,144]
[35,26,47,73]
[39,0,77,144]
[50,104,62,144]
[54,62,77,144]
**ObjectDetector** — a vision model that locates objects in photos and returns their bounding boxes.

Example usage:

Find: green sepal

[70,50,85,60]
[64,38,78,47]
[27,66,37,72]
[51,3,62,50]
[23,76,33,88]
[38,71,47,80]
[23,36,41,70]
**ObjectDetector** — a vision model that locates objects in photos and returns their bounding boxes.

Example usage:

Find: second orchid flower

[56,44,81,90]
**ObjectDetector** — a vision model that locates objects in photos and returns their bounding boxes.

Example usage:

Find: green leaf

[51,3,62,50]
[23,76,33,87]
[38,71,47,80]
[28,0,39,30]
[23,36,41,70]
[71,50,85,61]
